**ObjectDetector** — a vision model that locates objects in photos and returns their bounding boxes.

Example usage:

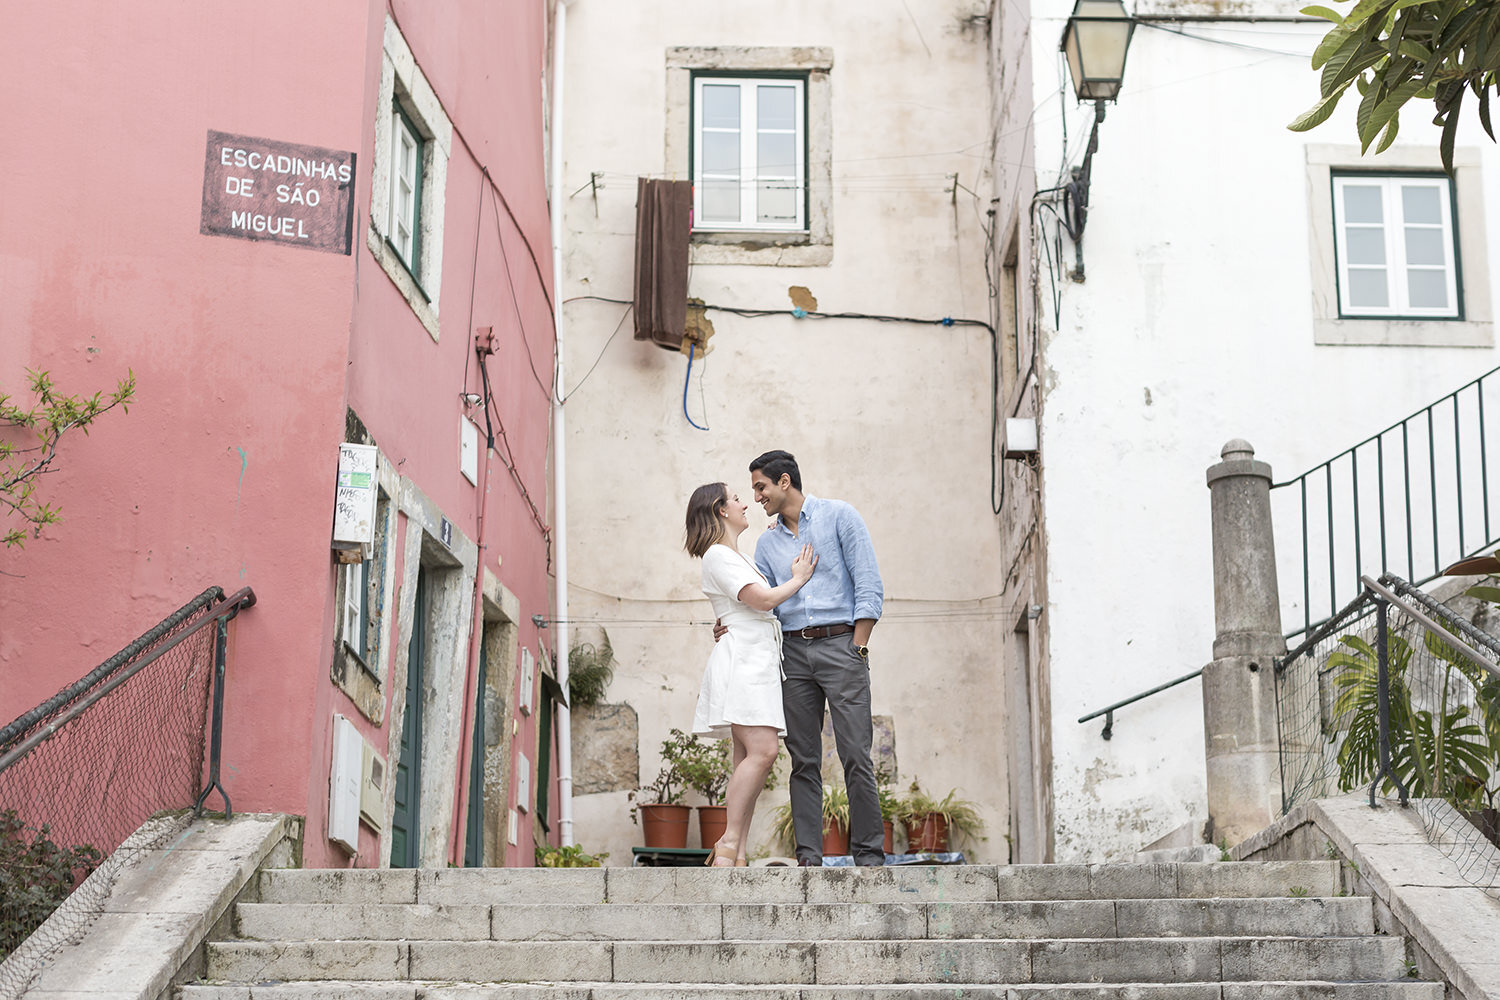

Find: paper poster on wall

[332,444,378,548]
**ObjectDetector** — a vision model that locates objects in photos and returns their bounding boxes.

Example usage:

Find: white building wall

[1024,2,1500,860]
[560,1,1004,864]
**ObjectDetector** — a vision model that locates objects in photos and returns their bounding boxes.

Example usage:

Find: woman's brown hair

[684,482,729,558]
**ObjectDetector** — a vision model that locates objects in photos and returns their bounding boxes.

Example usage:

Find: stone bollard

[1203,439,1287,848]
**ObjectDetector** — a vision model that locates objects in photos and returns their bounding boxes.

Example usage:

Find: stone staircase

[181,860,1441,999]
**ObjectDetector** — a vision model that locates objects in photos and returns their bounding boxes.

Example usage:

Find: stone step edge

[212,933,1401,946]
[181,979,1439,991]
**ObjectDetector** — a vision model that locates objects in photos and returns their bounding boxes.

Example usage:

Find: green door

[391,571,427,868]
[463,639,488,867]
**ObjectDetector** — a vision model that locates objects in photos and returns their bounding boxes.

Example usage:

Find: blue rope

[683,342,708,431]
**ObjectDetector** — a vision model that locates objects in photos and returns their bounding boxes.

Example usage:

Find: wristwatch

[854,644,870,659]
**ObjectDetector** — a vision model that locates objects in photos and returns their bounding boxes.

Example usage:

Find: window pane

[757,179,798,223]
[701,84,740,129]
[1404,226,1446,267]
[1347,269,1389,307]
[702,131,740,174]
[1342,185,1383,224]
[757,85,797,130]
[757,131,797,176]
[702,178,740,222]
[1407,269,1449,309]
[1401,185,1442,224]
[1345,228,1386,266]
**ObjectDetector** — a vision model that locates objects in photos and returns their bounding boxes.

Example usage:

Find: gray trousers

[781,633,885,865]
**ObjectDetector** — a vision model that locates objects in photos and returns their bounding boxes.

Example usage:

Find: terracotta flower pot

[882,819,894,855]
[638,803,691,848]
[697,805,728,849]
[904,813,949,852]
[822,819,850,856]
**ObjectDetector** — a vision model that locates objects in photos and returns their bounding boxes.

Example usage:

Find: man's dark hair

[750,450,801,491]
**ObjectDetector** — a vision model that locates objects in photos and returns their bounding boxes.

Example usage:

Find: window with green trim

[390,106,424,274]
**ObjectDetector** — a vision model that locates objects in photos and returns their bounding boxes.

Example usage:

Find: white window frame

[389,109,422,272]
[692,75,807,233]
[1305,144,1492,347]
[343,559,369,662]
[369,15,451,341]
[1331,174,1459,320]
[665,47,833,267]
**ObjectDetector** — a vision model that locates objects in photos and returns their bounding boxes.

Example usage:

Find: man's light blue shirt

[753,494,883,629]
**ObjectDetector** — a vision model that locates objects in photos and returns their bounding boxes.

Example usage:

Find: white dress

[691,543,787,739]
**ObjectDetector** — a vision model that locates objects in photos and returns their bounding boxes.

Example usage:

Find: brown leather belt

[784,624,854,640]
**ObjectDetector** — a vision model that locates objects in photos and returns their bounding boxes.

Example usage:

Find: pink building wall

[0,0,555,869]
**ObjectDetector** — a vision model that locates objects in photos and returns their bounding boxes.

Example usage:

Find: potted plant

[675,732,733,849]
[770,783,852,857]
[629,730,691,848]
[896,780,984,853]
[876,767,900,854]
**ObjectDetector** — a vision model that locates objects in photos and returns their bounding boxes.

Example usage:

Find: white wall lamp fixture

[1058,0,1136,279]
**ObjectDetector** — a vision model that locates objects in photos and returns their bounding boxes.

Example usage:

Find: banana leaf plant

[1326,625,1496,808]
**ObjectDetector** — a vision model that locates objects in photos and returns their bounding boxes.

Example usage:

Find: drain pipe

[549,0,574,849]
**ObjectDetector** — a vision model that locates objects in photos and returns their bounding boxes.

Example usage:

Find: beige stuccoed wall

[558,1,1005,864]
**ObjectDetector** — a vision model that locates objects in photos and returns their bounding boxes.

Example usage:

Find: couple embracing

[683,450,885,868]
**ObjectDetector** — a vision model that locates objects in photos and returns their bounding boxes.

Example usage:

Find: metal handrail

[1272,365,1500,641]
[0,586,255,815]
[1077,667,1204,740]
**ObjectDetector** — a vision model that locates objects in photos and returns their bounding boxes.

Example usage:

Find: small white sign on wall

[460,416,479,485]
[332,443,379,549]
[516,752,531,813]
[518,647,535,716]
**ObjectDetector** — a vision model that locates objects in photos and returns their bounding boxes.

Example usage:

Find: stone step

[182,981,1445,1000]
[254,861,1341,907]
[234,896,1375,943]
[206,934,1406,985]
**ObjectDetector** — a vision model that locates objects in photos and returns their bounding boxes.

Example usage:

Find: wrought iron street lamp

[1056,0,1135,278]
[1061,0,1135,103]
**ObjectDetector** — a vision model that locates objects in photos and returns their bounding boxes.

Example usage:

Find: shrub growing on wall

[0,810,103,959]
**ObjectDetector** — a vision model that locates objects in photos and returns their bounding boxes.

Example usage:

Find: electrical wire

[561,302,632,404]
[487,182,556,404]
[682,343,709,431]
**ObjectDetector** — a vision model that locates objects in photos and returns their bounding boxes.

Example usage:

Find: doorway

[391,570,428,868]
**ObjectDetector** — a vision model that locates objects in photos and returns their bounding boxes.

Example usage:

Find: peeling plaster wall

[1024,0,1500,861]
[561,0,1002,865]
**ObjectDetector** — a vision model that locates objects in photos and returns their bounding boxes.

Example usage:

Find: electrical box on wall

[518,647,535,715]
[329,714,363,853]
[1003,417,1039,460]
[360,744,386,831]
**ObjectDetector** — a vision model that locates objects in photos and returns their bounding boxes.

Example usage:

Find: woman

[685,482,817,867]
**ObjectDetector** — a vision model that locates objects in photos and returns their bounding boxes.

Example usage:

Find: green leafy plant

[770,782,851,852]
[894,780,985,847]
[0,810,103,959]
[1289,884,1310,897]
[675,733,733,806]
[1288,0,1500,171]
[2,368,135,549]
[568,639,614,709]
[1326,625,1497,807]
[628,729,695,822]
[876,765,901,824]
[535,842,608,867]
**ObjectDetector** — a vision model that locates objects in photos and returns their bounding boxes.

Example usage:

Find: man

[749,449,885,866]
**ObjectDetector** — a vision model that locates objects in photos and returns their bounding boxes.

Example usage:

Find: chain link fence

[0,586,252,997]
[1276,574,1500,895]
